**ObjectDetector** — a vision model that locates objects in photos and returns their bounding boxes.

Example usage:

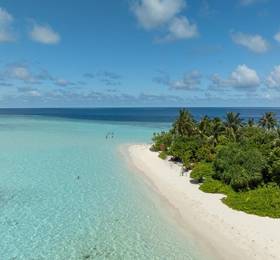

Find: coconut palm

[225,112,243,131]
[259,112,278,130]
[247,118,255,127]
[224,112,243,141]
[208,117,225,146]
[198,115,211,138]
[172,109,196,137]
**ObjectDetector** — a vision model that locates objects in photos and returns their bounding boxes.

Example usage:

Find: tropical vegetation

[151,109,280,218]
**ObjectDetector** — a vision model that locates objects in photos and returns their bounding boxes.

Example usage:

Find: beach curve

[124,144,280,260]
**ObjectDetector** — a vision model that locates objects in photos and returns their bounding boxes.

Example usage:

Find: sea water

[0,115,201,259]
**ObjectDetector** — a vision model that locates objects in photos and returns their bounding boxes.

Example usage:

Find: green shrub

[214,144,265,190]
[152,131,172,151]
[228,165,251,191]
[224,184,280,218]
[182,151,192,170]
[159,151,167,160]
[169,137,190,161]
[151,109,280,217]
[190,162,213,183]
[200,178,233,194]
[196,145,215,162]
[271,160,280,185]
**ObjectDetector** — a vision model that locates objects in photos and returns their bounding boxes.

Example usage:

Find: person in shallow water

[106,132,115,139]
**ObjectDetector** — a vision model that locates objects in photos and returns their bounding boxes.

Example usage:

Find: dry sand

[125,144,280,260]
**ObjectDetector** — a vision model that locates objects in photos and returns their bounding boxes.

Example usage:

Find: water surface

[1,107,280,259]
[0,116,201,259]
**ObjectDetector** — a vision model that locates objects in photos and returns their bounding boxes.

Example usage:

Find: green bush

[169,137,190,161]
[196,145,215,162]
[228,165,251,191]
[152,131,172,151]
[224,184,280,218]
[201,178,280,218]
[200,178,233,194]
[190,162,213,183]
[151,109,280,217]
[182,151,192,170]
[214,144,265,190]
[271,160,280,185]
[159,151,167,160]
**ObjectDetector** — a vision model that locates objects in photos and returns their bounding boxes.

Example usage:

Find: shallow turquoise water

[0,116,203,259]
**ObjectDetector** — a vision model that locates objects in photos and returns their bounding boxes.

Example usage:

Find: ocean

[0,108,279,259]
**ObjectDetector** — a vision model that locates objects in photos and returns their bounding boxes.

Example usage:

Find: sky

[0,0,280,107]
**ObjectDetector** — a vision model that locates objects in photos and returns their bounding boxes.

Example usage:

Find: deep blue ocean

[0,107,280,123]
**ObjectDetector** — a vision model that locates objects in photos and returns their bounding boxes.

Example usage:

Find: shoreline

[124,144,280,260]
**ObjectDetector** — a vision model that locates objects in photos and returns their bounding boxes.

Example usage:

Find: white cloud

[230,65,260,87]
[274,32,280,43]
[0,7,16,42]
[30,23,60,44]
[171,70,201,90]
[154,70,202,90]
[54,78,75,87]
[211,64,260,89]
[162,16,198,41]
[28,90,41,97]
[231,32,268,53]
[7,65,33,82]
[131,0,186,29]
[131,0,197,42]
[54,79,69,86]
[266,65,280,88]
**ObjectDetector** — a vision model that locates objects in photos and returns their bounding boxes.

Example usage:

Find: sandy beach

[125,144,280,260]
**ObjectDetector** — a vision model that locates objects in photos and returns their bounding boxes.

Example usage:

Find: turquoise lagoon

[0,116,203,259]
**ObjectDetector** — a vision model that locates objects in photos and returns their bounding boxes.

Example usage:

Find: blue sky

[0,0,280,107]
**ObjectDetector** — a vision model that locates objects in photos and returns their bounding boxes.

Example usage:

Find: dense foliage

[152,109,280,218]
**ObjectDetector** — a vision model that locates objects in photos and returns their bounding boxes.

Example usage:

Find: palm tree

[198,115,211,138]
[224,112,243,131]
[259,112,278,130]
[224,112,243,141]
[208,117,225,146]
[247,118,255,127]
[172,109,196,137]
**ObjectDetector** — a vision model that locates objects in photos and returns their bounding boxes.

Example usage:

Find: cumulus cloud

[83,71,122,86]
[0,7,16,42]
[8,65,31,81]
[29,23,60,44]
[54,78,75,87]
[17,86,41,97]
[160,16,198,42]
[211,64,260,89]
[231,32,269,53]
[266,65,280,88]
[4,64,40,84]
[131,0,197,42]
[131,0,186,29]
[0,63,81,88]
[274,32,280,43]
[154,70,202,90]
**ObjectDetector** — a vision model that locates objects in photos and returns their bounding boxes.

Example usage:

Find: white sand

[125,144,280,260]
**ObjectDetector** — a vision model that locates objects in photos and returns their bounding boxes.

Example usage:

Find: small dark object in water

[77,176,80,180]
[83,254,91,259]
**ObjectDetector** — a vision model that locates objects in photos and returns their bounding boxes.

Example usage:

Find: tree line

[152,110,280,217]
